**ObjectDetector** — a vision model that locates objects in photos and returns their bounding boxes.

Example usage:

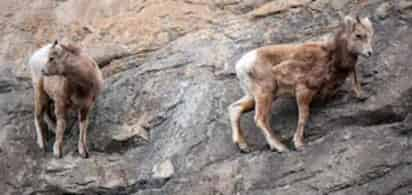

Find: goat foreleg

[254,93,288,152]
[78,106,91,158]
[53,102,67,158]
[34,83,48,151]
[350,66,363,98]
[293,84,315,150]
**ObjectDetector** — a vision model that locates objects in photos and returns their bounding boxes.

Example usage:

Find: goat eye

[49,57,54,61]
[356,34,362,39]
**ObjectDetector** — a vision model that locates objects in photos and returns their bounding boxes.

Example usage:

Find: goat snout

[41,69,49,76]
[361,49,373,57]
[366,51,372,57]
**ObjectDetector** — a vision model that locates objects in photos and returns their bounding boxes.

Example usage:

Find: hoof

[37,139,45,151]
[356,95,368,101]
[293,140,305,151]
[78,145,89,159]
[53,143,62,158]
[79,148,89,158]
[80,151,89,159]
[294,144,305,151]
[269,144,289,153]
[354,91,367,101]
[42,146,47,153]
[38,144,47,152]
[236,142,252,153]
[293,135,305,150]
[53,151,63,158]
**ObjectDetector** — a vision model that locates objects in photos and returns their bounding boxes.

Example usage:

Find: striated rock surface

[1,0,412,195]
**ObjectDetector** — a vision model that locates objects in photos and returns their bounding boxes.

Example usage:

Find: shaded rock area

[1,0,412,194]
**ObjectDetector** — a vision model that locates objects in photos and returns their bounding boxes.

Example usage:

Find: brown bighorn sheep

[229,16,374,153]
[28,41,104,158]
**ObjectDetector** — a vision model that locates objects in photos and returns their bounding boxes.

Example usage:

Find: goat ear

[52,40,58,48]
[60,43,81,55]
[361,17,373,30]
[343,15,356,32]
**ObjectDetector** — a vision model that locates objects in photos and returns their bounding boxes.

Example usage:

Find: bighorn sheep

[229,16,374,152]
[28,41,104,158]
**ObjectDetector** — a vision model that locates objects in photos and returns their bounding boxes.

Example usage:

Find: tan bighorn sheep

[229,16,374,153]
[28,41,104,158]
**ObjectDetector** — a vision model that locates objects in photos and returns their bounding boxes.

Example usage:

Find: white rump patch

[235,49,256,74]
[235,49,257,95]
[28,44,52,84]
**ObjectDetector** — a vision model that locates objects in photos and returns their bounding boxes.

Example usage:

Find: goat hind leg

[293,85,314,150]
[229,96,255,152]
[44,102,56,131]
[53,103,67,158]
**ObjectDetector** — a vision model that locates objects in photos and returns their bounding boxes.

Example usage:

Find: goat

[229,16,374,153]
[28,40,104,158]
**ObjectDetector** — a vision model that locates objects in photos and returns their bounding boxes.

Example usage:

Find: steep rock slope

[1,0,412,195]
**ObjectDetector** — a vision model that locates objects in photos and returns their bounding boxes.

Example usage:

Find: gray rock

[1,1,412,195]
[86,44,131,68]
[330,0,350,10]
[152,160,174,179]
[376,2,393,19]
[398,0,412,18]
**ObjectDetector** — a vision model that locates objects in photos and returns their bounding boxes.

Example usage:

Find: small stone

[330,0,349,10]
[249,0,311,18]
[399,0,412,10]
[376,2,393,20]
[403,113,412,126]
[152,159,175,179]
[398,0,412,18]
[4,13,13,17]
[343,132,352,140]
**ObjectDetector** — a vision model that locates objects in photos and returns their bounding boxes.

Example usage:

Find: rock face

[1,0,412,195]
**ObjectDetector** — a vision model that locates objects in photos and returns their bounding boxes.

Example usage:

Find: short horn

[356,15,361,23]
[52,40,58,47]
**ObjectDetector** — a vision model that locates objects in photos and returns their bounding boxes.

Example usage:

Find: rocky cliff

[1,0,412,194]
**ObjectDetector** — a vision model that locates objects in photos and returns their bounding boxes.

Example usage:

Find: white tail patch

[235,50,257,95]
